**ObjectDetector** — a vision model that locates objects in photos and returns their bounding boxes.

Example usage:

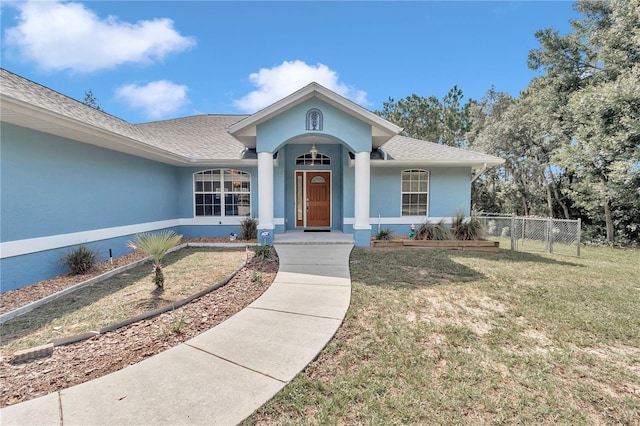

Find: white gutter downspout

[471,162,488,183]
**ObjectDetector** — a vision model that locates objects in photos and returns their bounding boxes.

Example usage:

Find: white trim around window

[401,169,429,216]
[193,169,251,217]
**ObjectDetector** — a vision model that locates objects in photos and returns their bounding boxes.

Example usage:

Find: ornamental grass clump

[376,228,394,240]
[451,213,486,241]
[254,245,276,260]
[63,244,100,275]
[127,230,183,289]
[240,217,258,240]
[414,219,452,240]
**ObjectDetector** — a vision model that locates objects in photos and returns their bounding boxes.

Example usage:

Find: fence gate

[474,213,581,256]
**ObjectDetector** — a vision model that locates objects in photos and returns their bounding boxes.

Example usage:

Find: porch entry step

[303,229,331,232]
[274,231,354,245]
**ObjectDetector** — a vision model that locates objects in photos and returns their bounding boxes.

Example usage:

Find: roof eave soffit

[1,95,192,166]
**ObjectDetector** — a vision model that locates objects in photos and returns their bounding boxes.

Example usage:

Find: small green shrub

[376,228,394,240]
[451,213,485,241]
[414,220,452,240]
[127,230,183,289]
[63,244,100,275]
[240,217,258,240]
[251,271,263,283]
[254,245,275,260]
[166,311,186,335]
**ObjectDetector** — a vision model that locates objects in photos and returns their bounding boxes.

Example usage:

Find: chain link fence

[474,213,582,256]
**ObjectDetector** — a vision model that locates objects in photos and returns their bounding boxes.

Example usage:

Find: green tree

[375,86,470,147]
[529,0,640,241]
[127,230,183,289]
[82,89,102,111]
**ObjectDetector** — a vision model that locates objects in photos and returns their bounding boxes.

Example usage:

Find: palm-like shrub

[451,213,485,241]
[127,230,183,288]
[414,219,452,240]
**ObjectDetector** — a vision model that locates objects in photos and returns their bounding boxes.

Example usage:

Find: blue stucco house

[0,68,503,291]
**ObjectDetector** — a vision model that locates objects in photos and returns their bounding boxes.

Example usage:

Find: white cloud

[233,60,369,113]
[4,1,195,73]
[115,80,189,120]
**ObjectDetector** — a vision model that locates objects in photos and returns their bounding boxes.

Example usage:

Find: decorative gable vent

[305,108,323,131]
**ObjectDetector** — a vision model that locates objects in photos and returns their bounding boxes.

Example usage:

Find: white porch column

[257,151,274,231]
[354,151,371,231]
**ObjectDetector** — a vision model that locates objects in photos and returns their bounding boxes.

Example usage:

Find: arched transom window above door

[296,152,331,166]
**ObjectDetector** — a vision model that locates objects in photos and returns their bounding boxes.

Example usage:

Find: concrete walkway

[1,240,353,426]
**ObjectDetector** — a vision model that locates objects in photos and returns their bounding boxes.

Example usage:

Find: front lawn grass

[246,245,640,425]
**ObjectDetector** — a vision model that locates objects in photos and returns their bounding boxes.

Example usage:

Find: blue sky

[1,1,579,123]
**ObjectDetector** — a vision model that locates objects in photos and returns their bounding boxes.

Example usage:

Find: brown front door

[296,171,331,228]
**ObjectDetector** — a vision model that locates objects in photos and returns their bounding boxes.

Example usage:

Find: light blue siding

[274,154,286,220]
[0,123,180,291]
[1,123,179,241]
[429,167,471,216]
[342,146,355,219]
[370,166,471,219]
[370,168,402,218]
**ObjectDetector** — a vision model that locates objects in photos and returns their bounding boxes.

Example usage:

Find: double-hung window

[194,169,250,217]
[401,169,429,216]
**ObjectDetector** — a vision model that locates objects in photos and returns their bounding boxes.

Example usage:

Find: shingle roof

[135,115,248,160]
[381,135,504,166]
[0,68,150,143]
[1,68,503,167]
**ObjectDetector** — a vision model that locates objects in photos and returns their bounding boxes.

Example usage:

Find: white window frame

[295,152,331,166]
[193,169,251,217]
[400,169,429,216]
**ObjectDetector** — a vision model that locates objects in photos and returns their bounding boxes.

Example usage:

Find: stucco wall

[1,123,179,241]
[369,165,471,227]
[0,123,180,291]
[256,99,372,153]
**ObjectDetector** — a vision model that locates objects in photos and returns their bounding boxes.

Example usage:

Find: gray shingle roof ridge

[1,67,132,126]
[382,134,504,162]
[388,135,464,150]
[0,67,157,146]
[134,113,250,126]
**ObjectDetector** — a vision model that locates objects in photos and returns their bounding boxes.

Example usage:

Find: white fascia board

[1,96,190,166]
[369,159,504,168]
[186,159,258,167]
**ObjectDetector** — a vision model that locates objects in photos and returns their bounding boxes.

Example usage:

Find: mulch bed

[0,239,273,408]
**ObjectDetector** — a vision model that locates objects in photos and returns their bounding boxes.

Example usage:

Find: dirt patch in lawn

[0,246,276,408]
